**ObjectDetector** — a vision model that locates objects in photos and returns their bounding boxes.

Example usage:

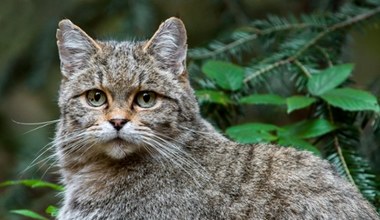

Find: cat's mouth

[102,136,141,159]
[111,137,126,145]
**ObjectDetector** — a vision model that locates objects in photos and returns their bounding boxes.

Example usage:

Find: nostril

[109,119,128,131]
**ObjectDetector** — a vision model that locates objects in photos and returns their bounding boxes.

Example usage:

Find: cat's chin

[103,138,141,160]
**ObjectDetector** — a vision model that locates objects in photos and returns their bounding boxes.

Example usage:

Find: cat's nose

[109,119,128,131]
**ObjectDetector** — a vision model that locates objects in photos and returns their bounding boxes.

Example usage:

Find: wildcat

[55,17,379,219]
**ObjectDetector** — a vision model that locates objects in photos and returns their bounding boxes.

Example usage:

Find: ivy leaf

[0,179,64,191]
[195,90,231,105]
[286,96,316,113]
[10,210,48,220]
[307,64,354,95]
[279,119,336,139]
[45,205,59,217]
[226,123,279,143]
[201,60,244,91]
[278,137,321,156]
[320,88,380,112]
[239,94,286,105]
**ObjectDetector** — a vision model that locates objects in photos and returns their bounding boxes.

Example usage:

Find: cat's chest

[65,164,227,219]
[68,162,209,200]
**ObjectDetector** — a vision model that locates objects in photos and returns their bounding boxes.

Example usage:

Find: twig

[244,6,380,83]
[316,46,333,67]
[293,59,312,78]
[327,104,357,187]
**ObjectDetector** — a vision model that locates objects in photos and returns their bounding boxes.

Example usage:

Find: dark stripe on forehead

[132,42,147,63]
[138,69,147,88]
[96,70,103,85]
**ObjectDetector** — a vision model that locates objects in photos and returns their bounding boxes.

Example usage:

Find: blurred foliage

[1,0,380,219]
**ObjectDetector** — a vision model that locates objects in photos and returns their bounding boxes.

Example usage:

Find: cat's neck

[180,116,230,146]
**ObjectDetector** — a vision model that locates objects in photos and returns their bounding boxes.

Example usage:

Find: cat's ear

[56,19,101,77]
[144,17,187,75]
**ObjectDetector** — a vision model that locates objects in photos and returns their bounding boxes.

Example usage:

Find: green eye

[136,91,157,108]
[86,89,107,107]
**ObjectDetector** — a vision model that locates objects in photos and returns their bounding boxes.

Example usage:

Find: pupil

[143,93,150,102]
[94,92,101,101]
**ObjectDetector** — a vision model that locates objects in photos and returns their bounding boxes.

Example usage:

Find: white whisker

[140,140,166,166]
[41,158,59,179]
[137,130,209,186]
[21,142,55,174]
[12,119,60,135]
[178,125,215,136]
[12,119,61,126]
[21,129,94,177]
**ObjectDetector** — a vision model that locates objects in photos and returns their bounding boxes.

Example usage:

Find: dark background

[1,0,379,219]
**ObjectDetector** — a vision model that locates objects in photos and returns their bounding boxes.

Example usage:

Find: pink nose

[109,119,128,131]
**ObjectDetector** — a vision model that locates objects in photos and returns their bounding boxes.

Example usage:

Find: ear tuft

[56,19,101,77]
[144,17,187,75]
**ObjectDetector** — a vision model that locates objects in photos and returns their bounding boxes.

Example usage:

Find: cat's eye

[135,91,157,108]
[86,89,107,107]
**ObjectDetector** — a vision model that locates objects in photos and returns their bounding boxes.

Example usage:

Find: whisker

[139,131,209,186]
[78,140,98,160]
[147,133,205,167]
[142,136,194,177]
[21,142,55,174]
[33,153,57,168]
[12,119,60,135]
[22,130,93,177]
[140,140,165,165]
[178,125,215,136]
[141,142,168,170]
[12,119,61,126]
[41,157,59,179]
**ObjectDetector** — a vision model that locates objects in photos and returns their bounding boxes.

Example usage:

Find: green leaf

[307,64,354,95]
[286,96,316,113]
[45,205,59,217]
[278,137,321,156]
[226,123,279,143]
[228,131,277,144]
[279,119,336,139]
[202,60,244,91]
[240,94,286,105]
[0,179,64,191]
[195,90,232,105]
[227,123,280,132]
[320,88,380,112]
[10,210,48,220]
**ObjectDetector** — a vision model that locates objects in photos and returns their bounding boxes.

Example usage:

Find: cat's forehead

[96,41,148,85]
[100,41,144,69]
[84,40,177,95]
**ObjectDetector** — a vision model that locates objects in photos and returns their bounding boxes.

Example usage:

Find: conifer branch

[190,23,321,60]
[244,6,380,83]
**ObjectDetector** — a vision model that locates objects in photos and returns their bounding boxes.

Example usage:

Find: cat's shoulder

[249,143,326,163]
[238,143,338,178]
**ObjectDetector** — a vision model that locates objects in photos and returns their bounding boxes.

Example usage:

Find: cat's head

[56,18,199,161]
